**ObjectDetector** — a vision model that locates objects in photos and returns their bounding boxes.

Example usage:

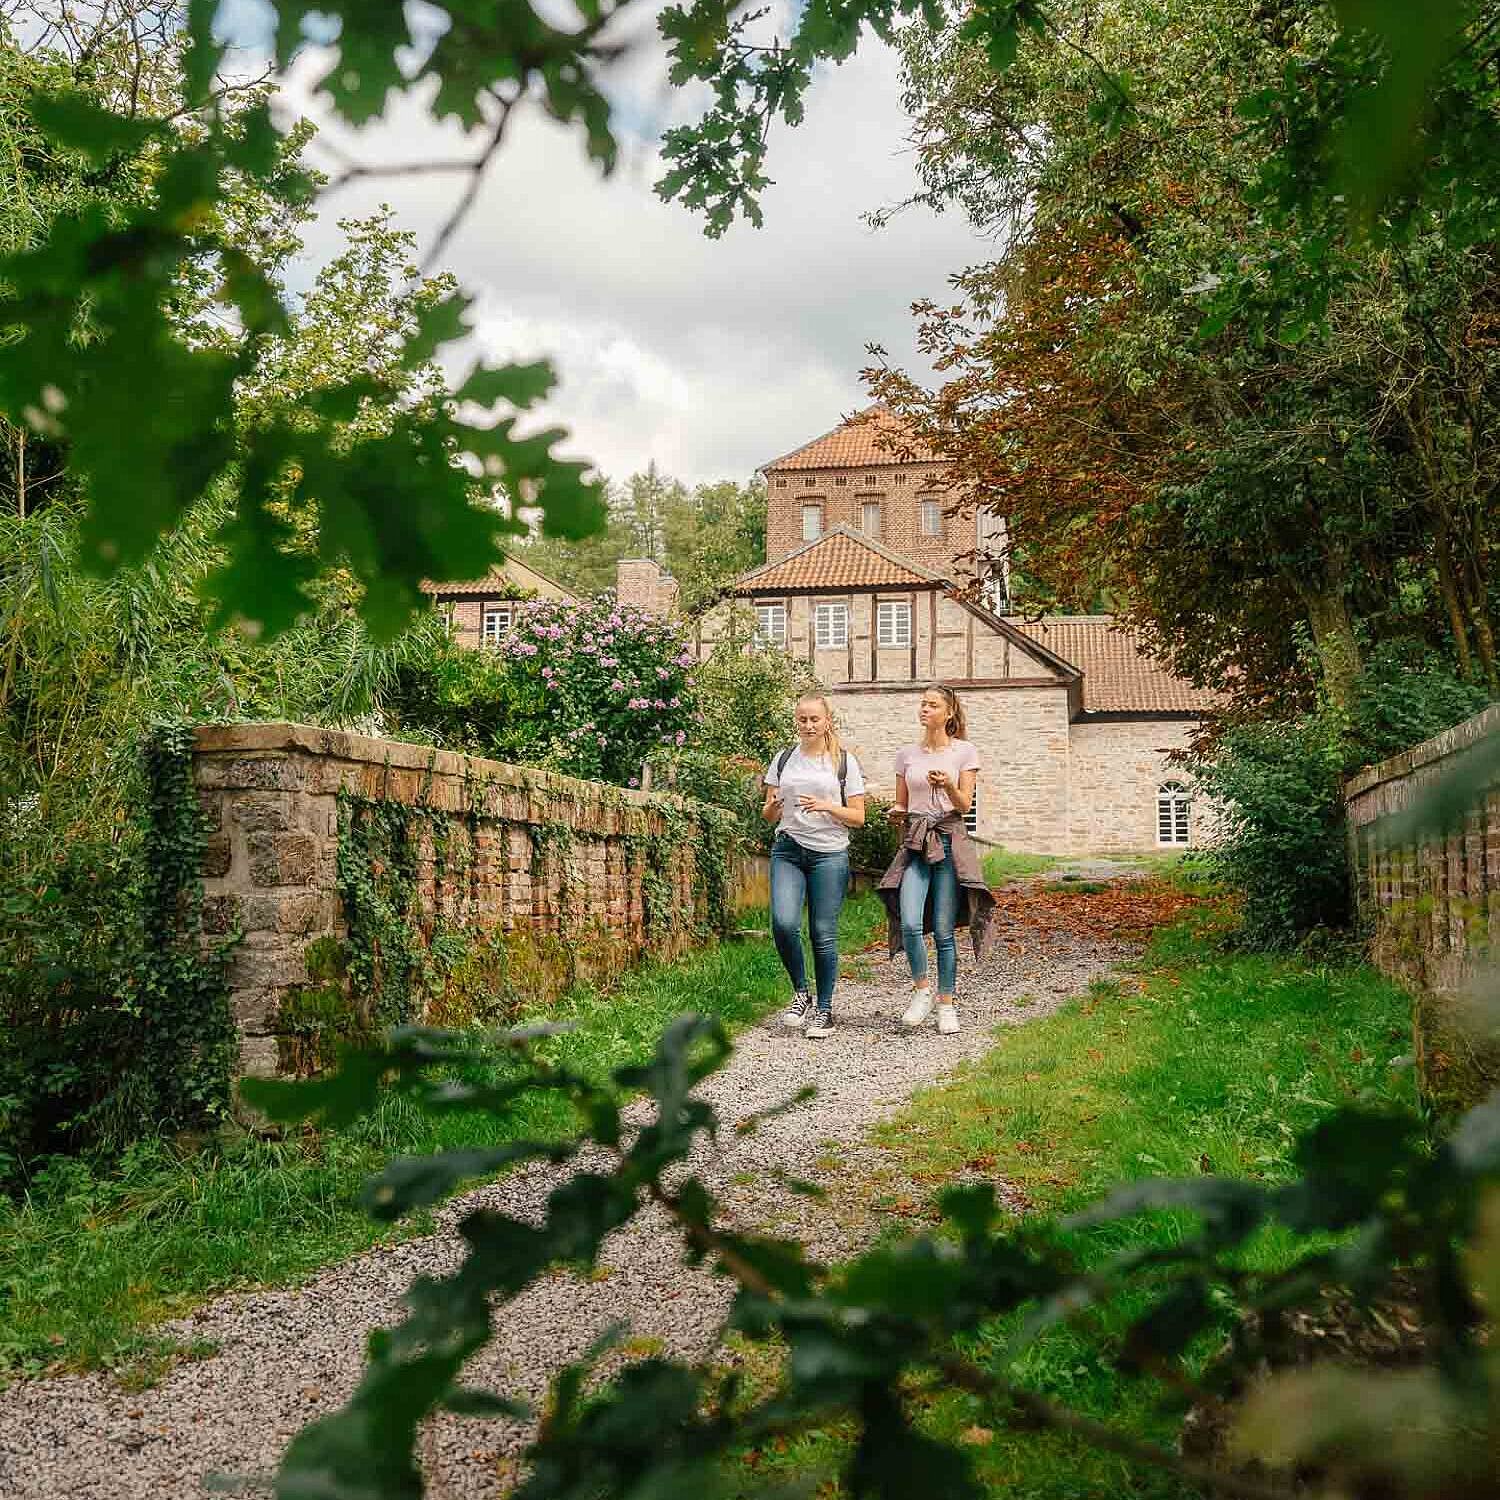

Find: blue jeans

[899,833,959,996]
[769,835,849,1012]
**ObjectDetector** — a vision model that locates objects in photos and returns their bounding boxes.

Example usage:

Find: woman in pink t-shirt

[886,685,980,1035]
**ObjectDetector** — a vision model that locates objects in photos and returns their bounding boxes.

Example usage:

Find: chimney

[615,558,679,616]
[616,558,661,611]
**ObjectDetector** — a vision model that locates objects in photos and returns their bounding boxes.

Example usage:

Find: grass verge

[725,909,1419,1499]
[0,895,884,1385]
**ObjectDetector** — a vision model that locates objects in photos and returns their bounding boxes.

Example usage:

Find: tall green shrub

[1194,718,1350,948]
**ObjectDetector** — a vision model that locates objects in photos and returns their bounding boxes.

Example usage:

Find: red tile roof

[1009,616,1220,714]
[422,553,575,600]
[761,405,945,472]
[733,527,947,594]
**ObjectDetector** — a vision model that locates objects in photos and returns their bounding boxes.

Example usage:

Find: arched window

[1157,782,1190,846]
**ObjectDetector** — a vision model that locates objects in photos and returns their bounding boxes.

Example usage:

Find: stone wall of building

[831,684,1073,850]
[194,723,732,1079]
[765,461,976,572]
[1067,718,1201,853]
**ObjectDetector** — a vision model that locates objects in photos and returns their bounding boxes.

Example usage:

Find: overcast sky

[262,3,991,488]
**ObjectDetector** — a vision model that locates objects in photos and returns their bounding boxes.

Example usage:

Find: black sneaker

[780,991,814,1028]
[805,1010,835,1039]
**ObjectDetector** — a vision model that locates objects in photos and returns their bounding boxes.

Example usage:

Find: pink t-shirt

[895,740,981,817]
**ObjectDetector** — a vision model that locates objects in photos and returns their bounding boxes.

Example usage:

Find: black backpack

[774,746,850,806]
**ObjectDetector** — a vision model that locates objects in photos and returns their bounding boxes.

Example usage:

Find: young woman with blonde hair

[762,691,866,1037]
[877,684,996,1035]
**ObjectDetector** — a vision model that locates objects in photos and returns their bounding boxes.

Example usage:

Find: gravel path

[0,917,1130,1500]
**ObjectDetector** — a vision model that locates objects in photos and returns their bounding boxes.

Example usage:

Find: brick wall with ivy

[193,724,740,1079]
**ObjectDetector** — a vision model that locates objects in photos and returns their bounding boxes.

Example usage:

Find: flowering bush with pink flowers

[479,595,699,784]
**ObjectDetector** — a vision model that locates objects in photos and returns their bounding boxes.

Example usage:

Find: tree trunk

[1297,572,1363,713]
[1435,529,1476,680]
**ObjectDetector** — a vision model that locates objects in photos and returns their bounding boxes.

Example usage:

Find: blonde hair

[925,683,966,740]
[796,691,841,764]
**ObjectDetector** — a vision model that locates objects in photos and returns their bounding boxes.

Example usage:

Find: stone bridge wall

[193,724,736,1078]
[1347,705,1500,1099]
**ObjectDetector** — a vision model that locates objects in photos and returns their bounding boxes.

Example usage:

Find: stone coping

[1345,704,1500,800]
[192,722,688,812]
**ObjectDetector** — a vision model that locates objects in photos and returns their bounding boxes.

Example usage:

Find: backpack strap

[774,747,794,782]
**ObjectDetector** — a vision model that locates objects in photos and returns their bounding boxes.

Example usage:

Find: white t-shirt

[764,746,866,853]
[895,739,981,817]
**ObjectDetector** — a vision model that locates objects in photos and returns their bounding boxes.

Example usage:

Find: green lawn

[982,847,1060,883]
[0,896,885,1384]
[725,909,1420,1499]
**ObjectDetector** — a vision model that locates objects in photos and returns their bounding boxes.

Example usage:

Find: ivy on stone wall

[320,773,742,1069]
[138,727,239,1125]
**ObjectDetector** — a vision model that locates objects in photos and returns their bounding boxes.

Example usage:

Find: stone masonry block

[201,893,241,935]
[202,835,232,879]
[247,830,320,887]
[229,793,294,832]
[199,755,310,791]
[229,940,307,994]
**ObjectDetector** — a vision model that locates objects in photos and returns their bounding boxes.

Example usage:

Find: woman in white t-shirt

[762,692,867,1038]
[881,684,983,1036]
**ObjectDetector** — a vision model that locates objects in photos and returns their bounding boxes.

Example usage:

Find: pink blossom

[670,696,681,708]
[657,666,671,679]
[654,698,666,710]
[611,678,626,692]
[675,730,687,746]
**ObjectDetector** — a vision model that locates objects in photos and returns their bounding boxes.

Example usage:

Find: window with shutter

[814,602,849,648]
[876,601,911,647]
[920,500,943,537]
[754,602,787,646]
[482,604,512,645]
[802,505,822,541]
[860,501,882,539]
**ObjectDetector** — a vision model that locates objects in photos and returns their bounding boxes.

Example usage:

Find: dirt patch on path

[0,898,1151,1500]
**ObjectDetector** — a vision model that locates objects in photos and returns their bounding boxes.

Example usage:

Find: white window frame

[964,782,979,837]
[1157,781,1191,846]
[435,599,455,631]
[802,504,822,541]
[813,602,849,648]
[482,603,512,645]
[876,600,911,648]
[919,499,944,537]
[755,601,787,647]
[860,500,882,539]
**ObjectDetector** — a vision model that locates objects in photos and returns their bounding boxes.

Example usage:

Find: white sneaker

[805,1010,835,1039]
[937,1003,960,1035]
[901,986,935,1029]
[781,992,814,1028]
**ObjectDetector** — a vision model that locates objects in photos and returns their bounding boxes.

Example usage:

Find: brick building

[680,407,1219,855]
[424,552,575,650]
[760,404,1008,609]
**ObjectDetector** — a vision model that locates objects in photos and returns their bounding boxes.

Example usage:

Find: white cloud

[273,10,991,484]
